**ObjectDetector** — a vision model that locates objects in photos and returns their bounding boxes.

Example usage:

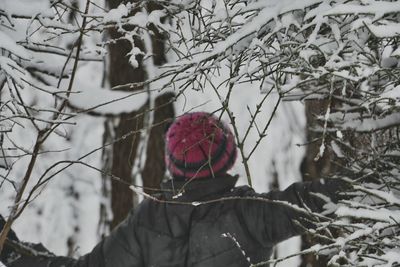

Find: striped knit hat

[165,112,237,180]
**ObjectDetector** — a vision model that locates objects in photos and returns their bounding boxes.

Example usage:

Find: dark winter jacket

[3,175,346,267]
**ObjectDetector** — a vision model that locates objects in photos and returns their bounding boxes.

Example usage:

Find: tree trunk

[106,15,146,227]
[141,93,175,194]
[104,0,175,229]
[110,111,145,229]
[300,99,337,267]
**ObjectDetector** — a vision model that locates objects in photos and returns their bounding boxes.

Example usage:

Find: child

[0,112,348,267]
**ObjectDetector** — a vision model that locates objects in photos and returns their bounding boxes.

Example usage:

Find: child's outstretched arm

[238,178,350,245]
[0,209,143,267]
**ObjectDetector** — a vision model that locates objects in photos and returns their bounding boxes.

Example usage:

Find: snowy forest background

[0,0,399,266]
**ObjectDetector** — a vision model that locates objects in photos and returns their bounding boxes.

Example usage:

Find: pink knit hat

[165,112,237,180]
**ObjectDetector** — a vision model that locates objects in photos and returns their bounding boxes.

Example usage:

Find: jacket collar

[161,174,238,202]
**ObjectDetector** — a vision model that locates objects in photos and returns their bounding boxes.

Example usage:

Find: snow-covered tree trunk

[104,0,175,229]
[105,0,144,228]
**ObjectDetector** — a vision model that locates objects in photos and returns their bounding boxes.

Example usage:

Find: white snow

[127,12,148,28]
[380,85,400,102]
[353,185,400,206]
[368,23,400,38]
[148,10,167,29]
[321,1,400,17]
[341,113,400,132]
[2,0,53,18]
[336,206,400,223]
[0,31,31,60]
[103,3,130,23]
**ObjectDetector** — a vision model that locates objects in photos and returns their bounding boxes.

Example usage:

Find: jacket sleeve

[90,209,144,267]
[240,178,348,245]
[7,210,143,267]
[62,209,143,267]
